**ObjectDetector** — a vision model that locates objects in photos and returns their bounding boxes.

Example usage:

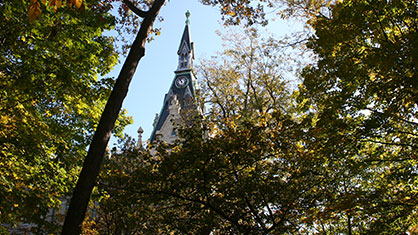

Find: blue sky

[108,0,302,145]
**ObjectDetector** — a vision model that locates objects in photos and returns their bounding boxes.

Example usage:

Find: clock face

[175,76,188,88]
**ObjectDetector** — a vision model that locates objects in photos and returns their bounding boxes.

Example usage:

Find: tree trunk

[347,213,352,235]
[61,1,166,234]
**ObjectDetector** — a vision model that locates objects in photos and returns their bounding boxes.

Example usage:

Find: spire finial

[137,126,144,148]
[185,10,191,25]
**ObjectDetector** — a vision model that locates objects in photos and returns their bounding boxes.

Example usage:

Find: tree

[0,0,131,232]
[61,1,166,233]
[96,113,325,234]
[60,1,281,233]
[199,28,293,122]
[297,0,418,233]
[92,1,418,232]
[89,31,325,234]
[199,0,271,26]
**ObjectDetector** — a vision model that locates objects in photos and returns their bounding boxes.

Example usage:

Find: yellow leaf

[73,0,82,8]
[29,1,41,22]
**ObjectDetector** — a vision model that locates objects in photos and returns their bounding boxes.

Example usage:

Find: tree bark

[61,0,166,234]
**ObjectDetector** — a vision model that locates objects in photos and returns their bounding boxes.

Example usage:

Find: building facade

[149,11,202,144]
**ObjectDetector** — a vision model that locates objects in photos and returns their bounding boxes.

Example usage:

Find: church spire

[176,11,194,71]
[150,11,202,143]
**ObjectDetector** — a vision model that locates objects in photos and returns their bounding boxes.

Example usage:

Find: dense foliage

[0,0,131,232]
[94,114,314,234]
[91,0,417,234]
[297,0,418,233]
[2,0,417,233]
[90,31,308,234]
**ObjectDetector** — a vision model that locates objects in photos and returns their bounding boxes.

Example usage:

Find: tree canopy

[60,1,285,233]
[2,0,417,234]
[89,0,417,234]
[296,0,418,233]
[1,0,282,233]
[0,0,131,232]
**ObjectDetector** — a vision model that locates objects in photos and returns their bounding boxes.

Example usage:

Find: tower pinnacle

[185,10,191,25]
[176,12,194,72]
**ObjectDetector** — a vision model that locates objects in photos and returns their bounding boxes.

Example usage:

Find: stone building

[149,11,203,144]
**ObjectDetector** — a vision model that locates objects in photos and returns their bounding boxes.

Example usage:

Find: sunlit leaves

[297,0,418,233]
[73,0,82,8]
[28,0,85,22]
[28,0,41,22]
[199,0,272,26]
[93,29,313,233]
[1,0,130,231]
[199,28,292,124]
[96,112,318,234]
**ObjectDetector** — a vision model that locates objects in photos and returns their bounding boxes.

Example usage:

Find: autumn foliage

[29,0,83,22]
[3,0,417,234]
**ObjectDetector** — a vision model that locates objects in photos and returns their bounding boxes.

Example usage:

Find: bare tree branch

[122,0,148,17]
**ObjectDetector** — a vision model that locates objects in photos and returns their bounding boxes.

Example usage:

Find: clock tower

[150,11,202,143]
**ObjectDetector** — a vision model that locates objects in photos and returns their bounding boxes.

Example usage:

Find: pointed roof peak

[177,12,192,54]
[185,10,191,25]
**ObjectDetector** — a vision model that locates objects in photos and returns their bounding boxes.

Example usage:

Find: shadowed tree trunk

[61,0,166,234]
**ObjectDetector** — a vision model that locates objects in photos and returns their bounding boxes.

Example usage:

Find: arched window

[179,45,189,69]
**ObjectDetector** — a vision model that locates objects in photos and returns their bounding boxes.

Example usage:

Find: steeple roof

[177,25,192,53]
[177,11,192,54]
[150,11,201,143]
